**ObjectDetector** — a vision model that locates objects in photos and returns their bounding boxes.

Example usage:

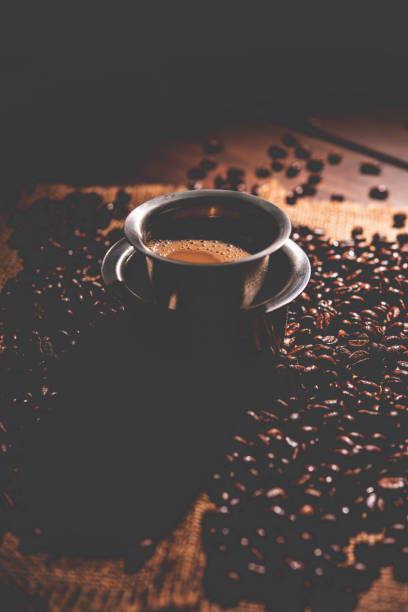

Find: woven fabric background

[1,181,408,611]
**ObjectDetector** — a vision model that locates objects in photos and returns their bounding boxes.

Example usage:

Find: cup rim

[124,189,292,268]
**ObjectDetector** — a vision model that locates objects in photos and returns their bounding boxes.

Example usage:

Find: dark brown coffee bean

[286,162,302,179]
[307,174,322,186]
[369,185,389,200]
[200,158,218,171]
[393,213,406,228]
[301,184,317,197]
[328,152,342,165]
[271,160,284,172]
[214,174,227,189]
[306,159,324,173]
[360,162,381,175]
[397,233,408,245]
[331,194,344,202]
[255,167,271,179]
[294,145,310,160]
[268,145,287,159]
[226,168,245,183]
[286,192,297,205]
[281,133,297,147]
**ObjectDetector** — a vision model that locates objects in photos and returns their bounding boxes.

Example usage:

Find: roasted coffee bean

[286,192,297,205]
[351,227,363,237]
[111,190,131,219]
[271,160,284,172]
[281,133,297,147]
[286,162,301,179]
[268,145,287,159]
[301,184,317,197]
[369,185,389,200]
[307,174,322,185]
[397,233,408,245]
[187,167,206,180]
[294,145,310,160]
[226,168,245,183]
[331,194,344,202]
[328,152,342,165]
[200,158,218,171]
[306,159,324,173]
[214,174,228,189]
[393,213,406,228]
[255,167,270,179]
[360,162,381,175]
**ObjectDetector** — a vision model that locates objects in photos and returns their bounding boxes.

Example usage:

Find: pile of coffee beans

[0,191,130,539]
[203,226,408,608]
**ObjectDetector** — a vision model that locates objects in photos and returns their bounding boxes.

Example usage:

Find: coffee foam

[145,239,250,263]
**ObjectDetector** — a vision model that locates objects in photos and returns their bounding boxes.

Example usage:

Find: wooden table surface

[128,107,408,212]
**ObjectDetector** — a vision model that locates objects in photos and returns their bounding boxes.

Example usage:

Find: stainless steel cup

[123,190,291,313]
[102,235,311,357]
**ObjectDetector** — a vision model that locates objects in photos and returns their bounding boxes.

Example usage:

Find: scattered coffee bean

[393,213,406,228]
[328,152,342,165]
[360,162,381,175]
[226,168,245,183]
[307,174,322,185]
[331,194,345,202]
[286,192,297,205]
[301,184,316,197]
[306,159,324,173]
[255,167,271,179]
[268,145,288,159]
[200,158,218,171]
[294,145,310,160]
[397,233,408,245]
[214,174,227,189]
[271,160,284,172]
[286,162,302,179]
[369,185,389,200]
[281,133,297,147]
[351,226,363,237]
[187,167,206,180]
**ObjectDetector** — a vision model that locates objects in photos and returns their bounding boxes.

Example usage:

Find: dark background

[2,5,408,203]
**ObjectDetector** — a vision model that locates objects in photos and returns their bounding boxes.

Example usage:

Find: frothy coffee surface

[145,239,251,264]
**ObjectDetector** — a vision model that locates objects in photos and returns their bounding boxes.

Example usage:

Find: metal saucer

[102,237,310,315]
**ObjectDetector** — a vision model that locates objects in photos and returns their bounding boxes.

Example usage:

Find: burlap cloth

[1,181,408,611]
